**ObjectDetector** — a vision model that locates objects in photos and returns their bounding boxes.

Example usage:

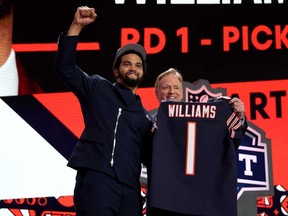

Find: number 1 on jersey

[186,122,196,175]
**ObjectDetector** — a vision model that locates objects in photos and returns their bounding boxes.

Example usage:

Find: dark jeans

[74,169,142,216]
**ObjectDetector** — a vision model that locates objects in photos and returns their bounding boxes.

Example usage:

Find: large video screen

[0,1,287,215]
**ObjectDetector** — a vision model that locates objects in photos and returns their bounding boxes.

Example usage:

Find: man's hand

[229,97,246,120]
[68,6,97,36]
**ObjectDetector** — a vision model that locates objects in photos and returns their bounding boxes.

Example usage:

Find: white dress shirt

[0,49,19,96]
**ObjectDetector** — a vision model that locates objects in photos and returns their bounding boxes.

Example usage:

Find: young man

[147,68,247,216]
[54,6,153,216]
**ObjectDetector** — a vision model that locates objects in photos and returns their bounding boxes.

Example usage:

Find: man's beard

[0,0,13,19]
[118,71,143,88]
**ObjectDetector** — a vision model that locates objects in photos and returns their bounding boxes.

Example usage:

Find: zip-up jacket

[54,32,153,192]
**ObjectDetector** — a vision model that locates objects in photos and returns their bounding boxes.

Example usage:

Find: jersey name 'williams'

[168,103,216,119]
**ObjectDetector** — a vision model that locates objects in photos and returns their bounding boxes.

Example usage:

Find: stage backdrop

[0,0,288,216]
[11,1,288,91]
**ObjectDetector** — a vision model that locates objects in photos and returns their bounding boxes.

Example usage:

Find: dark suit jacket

[54,33,153,192]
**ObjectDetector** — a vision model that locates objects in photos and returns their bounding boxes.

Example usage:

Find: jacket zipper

[110,108,122,167]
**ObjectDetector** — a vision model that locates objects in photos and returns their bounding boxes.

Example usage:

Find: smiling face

[155,72,183,102]
[114,53,144,91]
